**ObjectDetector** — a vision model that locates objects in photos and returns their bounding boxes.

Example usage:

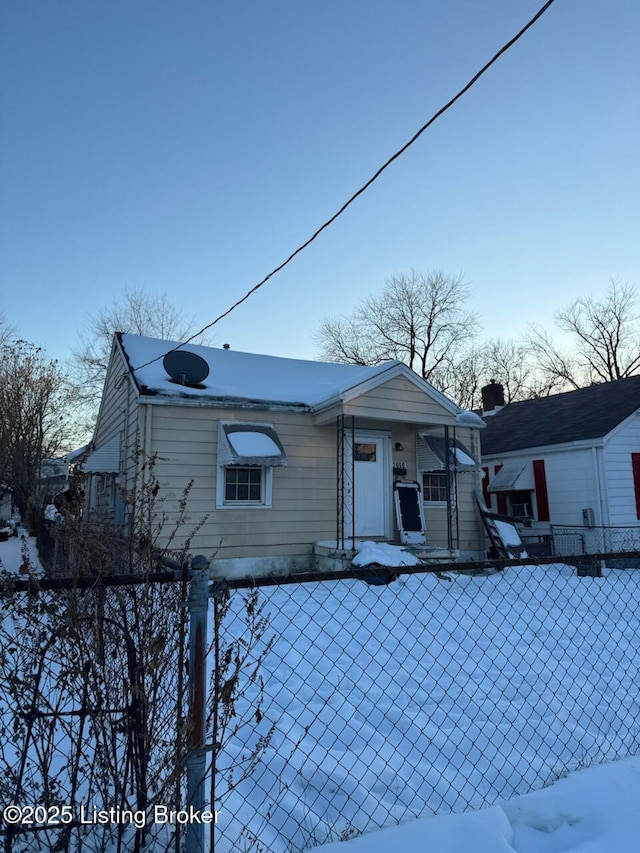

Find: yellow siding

[144,408,483,559]
[343,375,457,424]
[147,406,338,558]
[93,345,131,450]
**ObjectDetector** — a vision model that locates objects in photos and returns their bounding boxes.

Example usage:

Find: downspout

[143,404,153,491]
[452,425,460,550]
[592,445,609,527]
[444,425,452,550]
[350,415,355,550]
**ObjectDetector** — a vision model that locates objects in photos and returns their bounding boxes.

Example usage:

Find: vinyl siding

[343,376,457,424]
[92,344,131,451]
[141,408,485,560]
[88,345,135,521]
[483,447,599,529]
[602,414,640,525]
[147,406,338,558]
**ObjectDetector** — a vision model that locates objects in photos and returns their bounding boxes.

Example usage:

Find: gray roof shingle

[480,376,640,456]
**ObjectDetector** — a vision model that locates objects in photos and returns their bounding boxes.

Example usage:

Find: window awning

[82,436,121,473]
[418,433,480,472]
[219,423,287,467]
[487,462,533,492]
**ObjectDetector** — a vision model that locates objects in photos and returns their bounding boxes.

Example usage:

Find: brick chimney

[481,379,505,415]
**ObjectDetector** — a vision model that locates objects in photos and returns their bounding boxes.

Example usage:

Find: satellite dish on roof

[163,350,210,386]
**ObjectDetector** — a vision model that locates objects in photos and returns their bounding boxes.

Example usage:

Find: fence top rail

[551,524,640,531]
[0,569,185,595]
[215,549,640,590]
[3,549,640,595]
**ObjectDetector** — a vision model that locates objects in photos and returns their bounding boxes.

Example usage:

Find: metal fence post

[186,555,209,853]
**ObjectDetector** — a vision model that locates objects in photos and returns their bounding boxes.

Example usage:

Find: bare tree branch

[527,281,640,391]
[315,270,480,405]
[0,341,71,521]
[71,287,214,411]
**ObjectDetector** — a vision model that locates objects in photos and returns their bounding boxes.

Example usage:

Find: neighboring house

[479,377,640,549]
[84,333,486,575]
[38,458,69,506]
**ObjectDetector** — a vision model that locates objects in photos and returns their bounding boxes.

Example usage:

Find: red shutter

[533,459,550,521]
[482,467,490,506]
[494,465,507,515]
[632,453,640,520]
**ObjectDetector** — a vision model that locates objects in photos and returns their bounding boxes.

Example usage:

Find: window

[217,461,273,509]
[216,421,286,509]
[224,466,264,504]
[422,471,452,504]
[417,432,475,508]
[355,443,377,462]
[507,491,533,518]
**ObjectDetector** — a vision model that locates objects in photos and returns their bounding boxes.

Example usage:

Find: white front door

[346,433,390,537]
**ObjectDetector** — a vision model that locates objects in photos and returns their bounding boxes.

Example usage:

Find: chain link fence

[0,576,190,852]
[211,561,640,852]
[3,550,640,852]
[551,525,640,558]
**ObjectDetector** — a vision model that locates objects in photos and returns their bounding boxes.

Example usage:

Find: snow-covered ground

[314,755,640,853]
[215,562,640,852]
[0,528,44,574]
[2,532,639,853]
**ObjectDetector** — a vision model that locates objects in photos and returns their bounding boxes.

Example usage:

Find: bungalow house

[84,333,487,576]
[480,377,640,553]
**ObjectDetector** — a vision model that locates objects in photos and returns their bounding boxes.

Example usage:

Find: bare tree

[527,281,640,391]
[478,337,562,402]
[0,311,15,347]
[72,287,212,410]
[316,270,480,403]
[0,340,70,521]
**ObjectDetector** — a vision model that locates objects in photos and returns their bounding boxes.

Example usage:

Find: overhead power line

[135,0,557,371]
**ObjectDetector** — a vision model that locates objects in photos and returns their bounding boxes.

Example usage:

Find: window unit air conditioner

[510,503,531,518]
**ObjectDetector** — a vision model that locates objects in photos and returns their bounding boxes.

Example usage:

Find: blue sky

[1,0,638,365]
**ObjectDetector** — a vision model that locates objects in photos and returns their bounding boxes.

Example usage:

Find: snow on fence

[211,562,640,852]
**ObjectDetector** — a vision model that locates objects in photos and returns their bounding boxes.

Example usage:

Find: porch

[312,540,459,574]
[330,413,485,562]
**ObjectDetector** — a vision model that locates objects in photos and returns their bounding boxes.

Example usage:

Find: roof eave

[482,436,606,458]
[138,394,311,413]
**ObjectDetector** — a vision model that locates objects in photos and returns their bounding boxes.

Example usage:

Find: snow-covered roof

[39,458,68,479]
[66,445,89,464]
[117,333,445,410]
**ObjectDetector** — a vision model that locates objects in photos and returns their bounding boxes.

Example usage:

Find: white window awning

[82,435,121,473]
[418,433,480,472]
[219,423,287,467]
[487,462,533,492]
